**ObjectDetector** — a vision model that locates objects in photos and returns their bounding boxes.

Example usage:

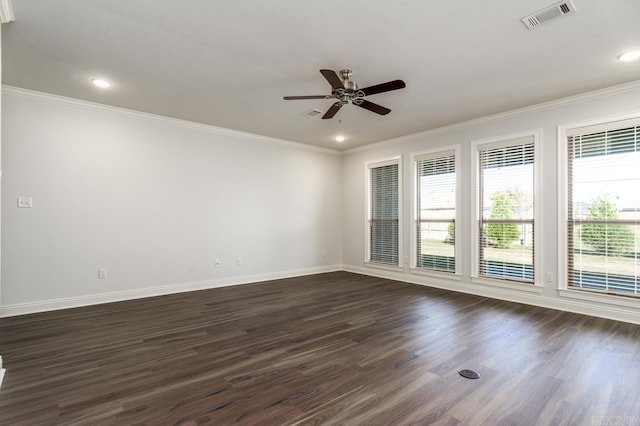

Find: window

[367,159,401,266]
[565,119,640,297]
[473,135,537,283]
[413,148,458,273]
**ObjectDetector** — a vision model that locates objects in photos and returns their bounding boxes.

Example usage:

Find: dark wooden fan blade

[356,99,391,115]
[322,102,343,119]
[359,79,406,96]
[320,69,344,90]
[283,95,334,100]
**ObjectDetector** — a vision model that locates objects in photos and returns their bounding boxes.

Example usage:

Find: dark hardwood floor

[1,271,640,425]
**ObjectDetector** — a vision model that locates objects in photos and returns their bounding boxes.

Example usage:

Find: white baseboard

[2,264,638,325]
[343,265,640,325]
[0,265,342,318]
[0,368,5,389]
[0,355,5,389]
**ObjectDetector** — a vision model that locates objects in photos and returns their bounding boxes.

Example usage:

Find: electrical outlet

[215,259,221,267]
[98,268,108,279]
[236,257,243,266]
[545,272,553,282]
[17,197,33,208]
[322,250,328,259]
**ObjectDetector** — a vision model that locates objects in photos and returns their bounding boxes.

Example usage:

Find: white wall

[0,87,342,316]
[342,82,640,324]
[3,81,640,324]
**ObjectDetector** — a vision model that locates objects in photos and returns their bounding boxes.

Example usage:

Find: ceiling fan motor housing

[343,80,358,91]
[335,70,362,104]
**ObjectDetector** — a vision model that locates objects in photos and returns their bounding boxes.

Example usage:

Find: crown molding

[7,78,640,157]
[344,79,640,155]
[0,0,14,23]
[1,85,341,156]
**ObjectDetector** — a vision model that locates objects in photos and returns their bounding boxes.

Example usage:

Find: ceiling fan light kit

[284,69,406,119]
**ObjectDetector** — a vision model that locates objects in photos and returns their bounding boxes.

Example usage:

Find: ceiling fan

[283,69,406,119]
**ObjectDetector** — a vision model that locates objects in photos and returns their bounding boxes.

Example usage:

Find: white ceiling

[2,0,640,150]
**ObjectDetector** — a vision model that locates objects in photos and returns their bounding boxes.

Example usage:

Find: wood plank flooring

[1,271,640,425]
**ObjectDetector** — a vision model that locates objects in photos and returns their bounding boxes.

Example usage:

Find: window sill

[410,268,461,282]
[364,261,403,273]
[471,276,543,294]
[558,288,640,309]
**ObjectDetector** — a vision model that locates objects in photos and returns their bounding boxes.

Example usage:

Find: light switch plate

[17,197,33,208]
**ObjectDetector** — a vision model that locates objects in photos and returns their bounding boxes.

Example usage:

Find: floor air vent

[521,0,576,30]
[459,369,480,380]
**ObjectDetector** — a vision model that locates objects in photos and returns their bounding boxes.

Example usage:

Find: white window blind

[369,162,399,265]
[477,138,535,282]
[568,125,640,296]
[415,150,456,272]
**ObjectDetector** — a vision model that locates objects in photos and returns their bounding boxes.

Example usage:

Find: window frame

[471,130,542,290]
[364,156,403,270]
[410,145,461,278]
[558,113,640,302]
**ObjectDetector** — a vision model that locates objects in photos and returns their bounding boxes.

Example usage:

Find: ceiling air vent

[302,108,323,118]
[521,0,576,30]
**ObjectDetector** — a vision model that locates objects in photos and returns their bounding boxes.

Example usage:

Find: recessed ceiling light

[91,78,112,88]
[335,135,345,143]
[618,50,640,62]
